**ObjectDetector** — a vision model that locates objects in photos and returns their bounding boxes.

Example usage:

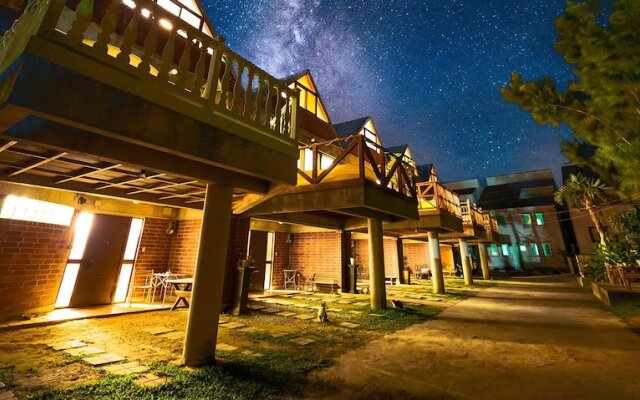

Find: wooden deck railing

[461,200,484,226]
[0,0,297,140]
[297,135,417,200]
[416,181,462,217]
[482,213,499,235]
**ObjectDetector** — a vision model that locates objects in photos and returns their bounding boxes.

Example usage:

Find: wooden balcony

[0,0,299,198]
[440,199,486,241]
[237,134,419,229]
[482,214,500,243]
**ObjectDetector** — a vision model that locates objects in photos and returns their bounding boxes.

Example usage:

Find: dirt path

[305,276,640,400]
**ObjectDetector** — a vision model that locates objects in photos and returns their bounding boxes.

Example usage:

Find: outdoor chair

[415,265,431,279]
[614,264,640,291]
[304,273,317,292]
[128,269,154,306]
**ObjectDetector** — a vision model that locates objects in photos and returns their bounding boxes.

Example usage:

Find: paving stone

[0,381,5,389]
[240,326,262,333]
[65,346,105,357]
[369,313,384,317]
[291,303,310,308]
[218,319,229,324]
[134,373,170,388]
[290,337,316,346]
[83,353,126,366]
[161,331,183,340]
[336,300,353,305]
[262,308,281,314]
[327,308,343,313]
[102,361,148,375]
[50,340,87,351]
[247,305,266,311]
[353,302,370,307]
[144,326,174,335]
[223,322,246,330]
[270,332,289,338]
[276,311,297,317]
[0,391,16,400]
[215,343,238,352]
[296,314,315,320]
[347,310,363,315]
[338,322,360,329]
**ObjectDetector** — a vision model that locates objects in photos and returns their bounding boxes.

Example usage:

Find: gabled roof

[281,69,310,84]
[387,145,408,155]
[334,117,370,138]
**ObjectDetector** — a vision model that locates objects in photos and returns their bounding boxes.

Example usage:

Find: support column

[428,231,445,294]
[340,230,353,293]
[183,184,233,366]
[368,218,386,308]
[396,238,405,284]
[459,238,473,286]
[478,243,491,280]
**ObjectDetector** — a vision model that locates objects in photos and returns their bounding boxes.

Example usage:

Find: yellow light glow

[68,212,94,260]
[122,0,136,9]
[113,263,133,303]
[124,218,144,260]
[0,195,74,226]
[159,18,173,31]
[177,29,187,38]
[55,263,80,308]
[140,8,151,18]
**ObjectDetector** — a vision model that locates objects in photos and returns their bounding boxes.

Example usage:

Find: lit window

[535,212,545,225]
[68,213,94,260]
[294,80,328,123]
[522,214,532,226]
[496,215,506,225]
[113,264,133,303]
[319,153,335,170]
[158,0,180,16]
[542,243,552,257]
[489,244,500,256]
[0,195,74,226]
[519,244,527,252]
[501,243,510,256]
[55,263,80,308]
[123,218,144,260]
[530,243,540,257]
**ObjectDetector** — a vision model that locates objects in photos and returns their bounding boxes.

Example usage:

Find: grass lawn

[0,278,494,399]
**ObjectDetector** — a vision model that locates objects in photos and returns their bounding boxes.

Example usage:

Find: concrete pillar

[478,243,491,280]
[367,218,386,308]
[183,184,233,366]
[340,230,353,293]
[459,238,473,286]
[428,231,445,294]
[396,238,405,284]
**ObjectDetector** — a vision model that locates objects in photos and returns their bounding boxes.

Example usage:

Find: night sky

[203,0,576,182]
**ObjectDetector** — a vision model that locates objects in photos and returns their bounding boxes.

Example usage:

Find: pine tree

[501,0,640,195]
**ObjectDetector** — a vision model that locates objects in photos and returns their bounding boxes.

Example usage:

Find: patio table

[167,278,193,310]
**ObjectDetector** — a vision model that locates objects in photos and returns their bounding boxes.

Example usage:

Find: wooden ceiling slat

[0,140,17,153]
[127,180,199,195]
[7,152,68,177]
[57,163,123,184]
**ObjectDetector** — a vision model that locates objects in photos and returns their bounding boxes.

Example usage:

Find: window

[522,213,532,226]
[489,244,501,256]
[501,244,510,256]
[1,195,74,226]
[535,212,545,225]
[542,243,552,257]
[319,153,335,170]
[519,243,527,253]
[530,243,540,257]
[295,78,329,122]
[496,215,506,225]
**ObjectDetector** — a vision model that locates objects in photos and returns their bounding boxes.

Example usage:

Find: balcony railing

[461,200,484,226]
[0,0,297,140]
[483,213,499,234]
[297,135,417,199]
[416,181,461,217]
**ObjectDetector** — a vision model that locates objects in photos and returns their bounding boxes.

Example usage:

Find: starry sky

[203,0,577,182]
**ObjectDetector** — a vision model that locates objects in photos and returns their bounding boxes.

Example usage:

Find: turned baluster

[272,86,281,134]
[175,31,192,90]
[158,26,176,82]
[218,51,233,109]
[281,93,291,136]
[232,61,246,115]
[261,79,271,126]
[94,0,120,54]
[203,39,225,105]
[139,11,158,76]
[243,67,255,118]
[254,74,264,123]
[116,9,138,66]
[192,42,206,95]
[67,0,94,44]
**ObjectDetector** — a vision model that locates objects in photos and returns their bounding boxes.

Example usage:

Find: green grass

[609,301,640,319]
[21,304,438,400]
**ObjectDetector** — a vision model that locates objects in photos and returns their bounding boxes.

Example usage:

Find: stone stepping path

[144,326,174,335]
[353,302,370,307]
[84,353,126,366]
[240,349,264,358]
[290,337,315,346]
[338,322,360,329]
[347,310,363,315]
[222,322,246,330]
[102,361,148,376]
[337,300,353,305]
[295,314,315,321]
[262,308,281,314]
[270,332,289,338]
[0,391,16,400]
[219,319,228,325]
[276,311,297,317]
[240,326,264,333]
[215,343,238,352]
[49,340,87,351]
[160,331,183,340]
[291,303,311,308]
[248,305,266,311]
[134,373,171,388]
[65,346,105,357]
[327,308,343,313]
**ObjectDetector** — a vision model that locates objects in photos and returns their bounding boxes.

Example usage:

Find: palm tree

[555,173,607,245]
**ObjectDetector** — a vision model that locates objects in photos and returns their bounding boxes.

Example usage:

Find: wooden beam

[127,180,199,195]
[56,163,122,183]
[0,140,17,153]
[95,174,165,190]
[7,152,67,177]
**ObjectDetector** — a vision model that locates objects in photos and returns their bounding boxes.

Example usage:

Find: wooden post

[340,230,352,293]
[368,218,386,308]
[478,243,491,280]
[459,238,473,286]
[183,184,232,366]
[428,231,445,294]
[396,238,405,284]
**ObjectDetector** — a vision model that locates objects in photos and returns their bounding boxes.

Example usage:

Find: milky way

[203,0,577,181]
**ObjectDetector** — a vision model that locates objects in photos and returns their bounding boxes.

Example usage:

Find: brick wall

[271,232,290,289]
[353,238,400,279]
[404,242,429,272]
[288,232,342,285]
[133,218,172,292]
[0,219,72,318]
[168,219,202,276]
